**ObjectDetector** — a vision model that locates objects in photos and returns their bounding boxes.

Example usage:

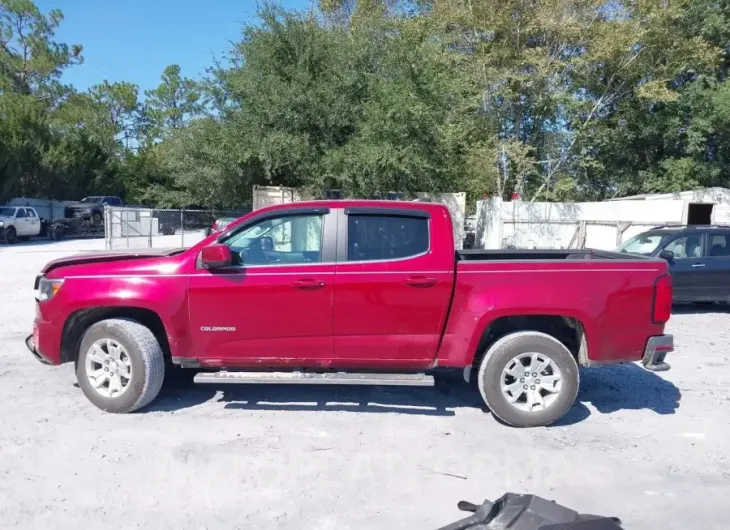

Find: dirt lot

[1,238,729,529]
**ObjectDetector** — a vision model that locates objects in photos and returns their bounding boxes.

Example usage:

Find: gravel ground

[0,237,729,530]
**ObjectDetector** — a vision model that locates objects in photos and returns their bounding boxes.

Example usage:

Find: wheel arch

[61,306,172,364]
[470,313,588,375]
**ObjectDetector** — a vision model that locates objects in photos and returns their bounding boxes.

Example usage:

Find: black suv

[64,196,123,226]
[617,225,730,303]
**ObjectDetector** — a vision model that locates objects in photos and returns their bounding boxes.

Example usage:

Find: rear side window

[707,233,730,257]
[26,209,36,217]
[347,215,429,261]
[106,197,122,206]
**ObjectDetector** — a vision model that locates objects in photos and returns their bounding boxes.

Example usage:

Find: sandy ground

[0,237,729,530]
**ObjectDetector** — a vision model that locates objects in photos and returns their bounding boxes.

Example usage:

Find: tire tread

[79,318,165,413]
[477,331,579,427]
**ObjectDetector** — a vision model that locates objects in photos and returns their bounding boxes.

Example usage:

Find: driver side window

[664,234,702,259]
[226,214,323,266]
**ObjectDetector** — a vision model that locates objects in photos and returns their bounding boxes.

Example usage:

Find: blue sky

[35,0,311,95]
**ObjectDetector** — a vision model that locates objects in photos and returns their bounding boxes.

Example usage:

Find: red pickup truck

[27,200,674,427]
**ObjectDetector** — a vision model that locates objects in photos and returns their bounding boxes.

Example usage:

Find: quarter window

[225,214,323,266]
[347,215,429,261]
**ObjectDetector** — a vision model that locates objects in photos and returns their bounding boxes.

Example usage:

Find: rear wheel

[76,318,165,413]
[51,224,63,241]
[478,331,579,428]
[4,226,17,244]
[92,212,103,226]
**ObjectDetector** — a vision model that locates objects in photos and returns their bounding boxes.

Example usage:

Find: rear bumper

[642,334,672,372]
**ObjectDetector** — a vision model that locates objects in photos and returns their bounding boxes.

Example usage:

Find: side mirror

[659,249,674,262]
[200,244,232,269]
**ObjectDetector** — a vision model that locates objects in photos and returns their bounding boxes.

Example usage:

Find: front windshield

[0,207,16,216]
[80,196,102,204]
[616,232,672,255]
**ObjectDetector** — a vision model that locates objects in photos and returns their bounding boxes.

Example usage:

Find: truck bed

[457,248,649,261]
[438,248,669,368]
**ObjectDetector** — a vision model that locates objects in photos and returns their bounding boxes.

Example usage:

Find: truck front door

[187,208,337,366]
[25,208,40,235]
[661,233,705,302]
[332,207,454,367]
[14,208,29,236]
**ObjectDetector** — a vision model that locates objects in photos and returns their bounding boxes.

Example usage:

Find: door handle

[291,278,325,289]
[405,276,437,287]
[691,263,706,268]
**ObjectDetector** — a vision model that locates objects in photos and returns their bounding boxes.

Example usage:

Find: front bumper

[25,304,63,365]
[642,334,672,372]
[24,334,51,365]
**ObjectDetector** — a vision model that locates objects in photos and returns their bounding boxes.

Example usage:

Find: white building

[474,187,730,251]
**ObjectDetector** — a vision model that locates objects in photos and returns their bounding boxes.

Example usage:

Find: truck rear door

[332,206,454,367]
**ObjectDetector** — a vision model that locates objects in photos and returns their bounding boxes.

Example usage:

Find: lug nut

[525,372,529,377]
[520,378,524,383]
[531,385,536,390]
[104,367,108,372]
[532,373,537,377]
[536,379,540,384]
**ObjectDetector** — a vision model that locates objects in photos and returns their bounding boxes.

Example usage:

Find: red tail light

[652,274,673,324]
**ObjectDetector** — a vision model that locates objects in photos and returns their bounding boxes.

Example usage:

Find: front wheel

[478,331,579,428]
[76,318,165,413]
[4,226,17,244]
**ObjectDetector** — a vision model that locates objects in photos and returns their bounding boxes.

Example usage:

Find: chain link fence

[104,206,251,250]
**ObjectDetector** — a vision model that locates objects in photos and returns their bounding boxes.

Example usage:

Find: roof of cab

[253,199,449,215]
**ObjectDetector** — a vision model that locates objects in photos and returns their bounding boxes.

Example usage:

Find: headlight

[83,208,92,214]
[37,277,64,302]
[0,221,4,227]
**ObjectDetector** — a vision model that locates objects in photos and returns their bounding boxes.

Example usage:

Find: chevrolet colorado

[26,200,674,427]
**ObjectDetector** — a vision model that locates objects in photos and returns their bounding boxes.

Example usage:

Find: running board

[193,371,435,387]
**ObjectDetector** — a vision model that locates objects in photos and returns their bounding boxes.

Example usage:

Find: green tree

[144,64,201,140]
[0,0,82,98]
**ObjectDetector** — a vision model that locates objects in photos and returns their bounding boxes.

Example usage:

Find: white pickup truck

[0,206,42,244]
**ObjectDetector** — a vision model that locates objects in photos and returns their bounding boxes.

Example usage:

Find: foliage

[2,0,730,209]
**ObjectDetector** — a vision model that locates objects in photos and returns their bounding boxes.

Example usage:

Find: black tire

[478,331,579,428]
[92,211,103,226]
[4,226,17,244]
[52,224,63,241]
[76,318,165,413]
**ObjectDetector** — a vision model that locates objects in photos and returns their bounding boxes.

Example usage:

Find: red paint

[32,200,670,371]
[200,244,232,269]
[652,274,673,324]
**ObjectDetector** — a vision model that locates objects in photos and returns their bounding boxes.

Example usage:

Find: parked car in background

[616,225,730,303]
[0,206,42,243]
[206,216,237,236]
[27,200,673,427]
[64,196,123,226]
